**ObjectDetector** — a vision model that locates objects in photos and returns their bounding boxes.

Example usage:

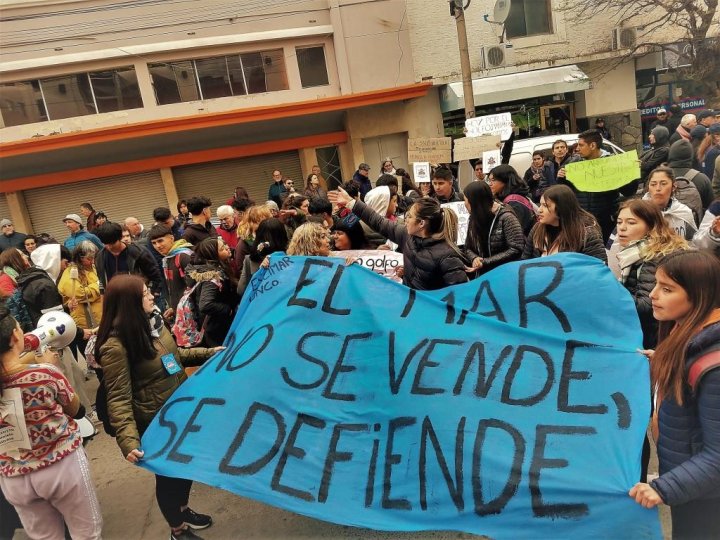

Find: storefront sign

[565,151,640,192]
[408,138,452,164]
[139,254,661,540]
[640,97,706,118]
[465,113,513,139]
[453,135,501,162]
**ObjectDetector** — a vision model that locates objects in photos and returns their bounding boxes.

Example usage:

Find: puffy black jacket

[351,200,468,290]
[16,267,64,326]
[651,320,720,506]
[185,263,238,347]
[464,206,524,274]
[181,222,218,246]
[521,223,608,263]
[620,256,659,349]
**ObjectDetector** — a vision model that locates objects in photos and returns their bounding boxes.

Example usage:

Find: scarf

[2,266,18,283]
[148,307,164,338]
[617,239,647,283]
[676,125,690,141]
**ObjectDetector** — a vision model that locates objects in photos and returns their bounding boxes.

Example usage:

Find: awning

[439,65,591,113]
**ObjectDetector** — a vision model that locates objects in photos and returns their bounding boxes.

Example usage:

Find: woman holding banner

[96,275,223,540]
[329,188,467,290]
[630,250,720,539]
[462,181,524,276]
[521,185,607,263]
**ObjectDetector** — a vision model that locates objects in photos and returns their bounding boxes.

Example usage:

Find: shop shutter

[24,171,165,242]
[0,194,10,223]
[173,151,303,209]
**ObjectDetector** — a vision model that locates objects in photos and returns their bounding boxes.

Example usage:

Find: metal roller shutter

[0,195,10,223]
[173,151,303,209]
[24,171,165,242]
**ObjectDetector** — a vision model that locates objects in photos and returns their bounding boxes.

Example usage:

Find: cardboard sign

[140,254,661,540]
[453,135,501,162]
[482,149,501,173]
[408,138,452,164]
[465,113,513,139]
[441,201,470,245]
[331,250,404,282]
[412,162,431,183]
[565,151,641,192]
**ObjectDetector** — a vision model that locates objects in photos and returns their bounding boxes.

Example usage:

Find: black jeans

[155,474,193,528]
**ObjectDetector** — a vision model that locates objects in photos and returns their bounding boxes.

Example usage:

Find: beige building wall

[575,60,638,118]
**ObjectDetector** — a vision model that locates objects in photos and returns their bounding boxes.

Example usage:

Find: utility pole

[450,0,475,119]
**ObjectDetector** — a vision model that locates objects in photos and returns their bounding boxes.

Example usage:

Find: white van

[508,134,624,176]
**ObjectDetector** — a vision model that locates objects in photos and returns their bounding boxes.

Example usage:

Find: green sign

[565,151,640,192]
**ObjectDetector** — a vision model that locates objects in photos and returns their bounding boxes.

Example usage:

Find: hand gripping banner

[140,253,661,539]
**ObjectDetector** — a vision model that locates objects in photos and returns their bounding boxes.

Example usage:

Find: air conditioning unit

[480,43,514,69]
[612,27,637,50]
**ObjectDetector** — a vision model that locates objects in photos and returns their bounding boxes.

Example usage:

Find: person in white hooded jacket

[361,186,398,249]
[642,166,697,240]
[692,198,720,253]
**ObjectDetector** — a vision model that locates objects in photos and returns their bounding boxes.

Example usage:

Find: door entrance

[540,104,575,135]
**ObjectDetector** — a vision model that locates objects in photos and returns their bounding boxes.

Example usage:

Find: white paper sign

[465,112,513,139]
[413,162,431,183]
[0,387,31,456]
[332,250,404,282]
[441,201,470,245]
[482,149,502,174]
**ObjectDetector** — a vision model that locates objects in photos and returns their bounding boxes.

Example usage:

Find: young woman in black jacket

[185,238,239,347]
[329,189,467,290]
[487,164,536,236]
[462,181,524,276]
[522,185,607,262]
[630,251,720,539]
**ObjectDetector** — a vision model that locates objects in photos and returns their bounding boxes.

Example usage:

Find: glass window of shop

[0,66,143,126]
[505,0,553,39]
[297,46,330,88]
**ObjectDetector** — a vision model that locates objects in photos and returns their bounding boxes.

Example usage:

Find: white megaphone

[23,311,77,352]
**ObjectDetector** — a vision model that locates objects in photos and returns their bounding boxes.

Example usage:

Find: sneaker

[170,527,204,540]
[181,508,212,530]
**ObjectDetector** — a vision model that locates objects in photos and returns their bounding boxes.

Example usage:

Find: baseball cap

[358,163,371,171]
[63,213,83,224]
[709,123,720,135]
[0,219,12,228]
[697,109,715,122]
[656,108,667,114]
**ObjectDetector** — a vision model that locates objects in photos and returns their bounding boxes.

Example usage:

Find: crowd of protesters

[1,120,720,539]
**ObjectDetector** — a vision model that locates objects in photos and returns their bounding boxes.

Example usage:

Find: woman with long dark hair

[185,237,239,347]
[96,275,222,540]
[463,181,524,276]
[487,164,536,235]
[629,250,720,539]
[329,189,467,290]
[522,184,607,262]
[237,218,288,298]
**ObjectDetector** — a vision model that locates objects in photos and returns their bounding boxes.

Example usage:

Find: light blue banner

[140,253,661,539]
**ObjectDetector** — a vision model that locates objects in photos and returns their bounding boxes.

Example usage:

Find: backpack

[674,172,703,226]
[688,350,720,393]
[172,280,219,347]
[503,194,539,221]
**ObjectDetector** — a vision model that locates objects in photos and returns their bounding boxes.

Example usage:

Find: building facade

[0,0,442,238]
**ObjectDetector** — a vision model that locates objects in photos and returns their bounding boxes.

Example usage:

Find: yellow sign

[565,151,640,193]
[408,137,452,164]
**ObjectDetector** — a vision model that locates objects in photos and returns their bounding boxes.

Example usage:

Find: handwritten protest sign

[565,151,640,192]
[408,138,452,164]
[412,162,430,183]
[453,135,501,162]
[483,149,501,173]
[441,201,469,245]
[140,254,661,540]
[465,113,513,139]
[331,250,403,282]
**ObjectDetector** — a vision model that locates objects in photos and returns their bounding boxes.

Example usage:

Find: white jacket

[692,207,720,250]
[641,194,697,240]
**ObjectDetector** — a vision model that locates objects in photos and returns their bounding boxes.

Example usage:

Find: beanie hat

[690,125,708,140]
[650,125,670,146]
[709,123,720,135]
[0,219,12,228]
